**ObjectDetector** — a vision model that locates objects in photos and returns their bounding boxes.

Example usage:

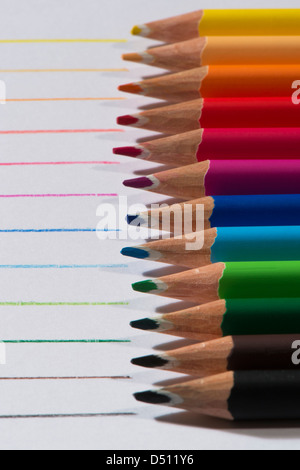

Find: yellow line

[0,39,127,43]
[0,68,128,73]
[6,97,125,102]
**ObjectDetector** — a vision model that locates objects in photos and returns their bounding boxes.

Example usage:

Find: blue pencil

[122,225,300,268]
[127,194,300,232]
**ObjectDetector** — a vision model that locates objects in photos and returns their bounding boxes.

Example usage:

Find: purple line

[0,194,118,198]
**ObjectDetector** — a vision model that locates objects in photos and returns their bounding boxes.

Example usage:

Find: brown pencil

[124,36,300,71]
[117,97,300,134]
[132,335,300,376]
[119,65,300,101]
[134,370,300,420]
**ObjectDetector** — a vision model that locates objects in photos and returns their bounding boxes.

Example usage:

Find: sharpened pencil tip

[121,247,149,260]
[130,318,160,331]
[117,115,139,126]
[126,214,139,226]
[132,280,158,293]
[123,52,143,63]
[131,25,142,36]
[134,390,171,405]
[132,354,169,369]
[118,83,143,95]
[113,146,143,158]
[123,176,153,189]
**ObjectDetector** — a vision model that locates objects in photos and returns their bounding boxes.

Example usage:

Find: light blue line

[0,264,128,269]
[0,229,121,233]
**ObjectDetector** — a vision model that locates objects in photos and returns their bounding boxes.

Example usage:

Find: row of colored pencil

[117,9,300,421]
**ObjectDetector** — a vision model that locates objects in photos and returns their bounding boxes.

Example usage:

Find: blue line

[0,229,121,233]
[0,264,128,269]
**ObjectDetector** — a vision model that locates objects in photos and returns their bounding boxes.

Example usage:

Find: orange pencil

[119,65,300,101]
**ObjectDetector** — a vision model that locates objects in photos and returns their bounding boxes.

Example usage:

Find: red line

[0,129,123,135]
[0,161,120,166]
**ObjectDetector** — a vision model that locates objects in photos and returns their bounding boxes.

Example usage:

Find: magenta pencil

[124,160,300,199]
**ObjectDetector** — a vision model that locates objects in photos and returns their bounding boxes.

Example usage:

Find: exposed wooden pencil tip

[118,82,143,95]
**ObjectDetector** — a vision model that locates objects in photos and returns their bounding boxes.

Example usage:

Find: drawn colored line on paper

[6,97,125,102]
[2,340,130,343]
[0,69,128,73]
[0,39,127,44]
[0,264,128,269]
[0,162,120,166]
[0,376,131,380]
[0,302,129,306]
[0,413,136,419]
[0,129,123,135]
[0,229,120,233]
[0,194,118,198]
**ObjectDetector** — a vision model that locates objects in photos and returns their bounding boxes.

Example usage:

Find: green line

[2,340,130,344]
[0,302,129,306]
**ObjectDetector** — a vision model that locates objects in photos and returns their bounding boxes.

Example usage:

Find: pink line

[0,162,120,166]
[0,129,123,135]
[0,194,118,198]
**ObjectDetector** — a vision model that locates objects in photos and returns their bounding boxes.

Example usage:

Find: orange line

[6,97,125,102]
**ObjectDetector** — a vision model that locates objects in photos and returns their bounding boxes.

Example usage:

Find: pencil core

[134,390,171,405]
[130,318,160,331]
[131,25,142,36]
[131,355,168,368]
[113,146,143,157]
[121,247,149,259]
[117,115,139,126]
[123,176,153,189]
[132,280,159,293]
[118,83,143,94]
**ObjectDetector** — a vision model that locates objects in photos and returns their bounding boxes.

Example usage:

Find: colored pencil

[122,226,300,268]
[134,371,300,420]
[124,36,300,71]
[132,9,300,42]
[132,335,300,376]
[119,65,300,101]
[115,128,300,165]
[130,298,300,341]
[124,160,300,199]
[117,97,300,134]
[132,261,300,303]
[127,194,300,232]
